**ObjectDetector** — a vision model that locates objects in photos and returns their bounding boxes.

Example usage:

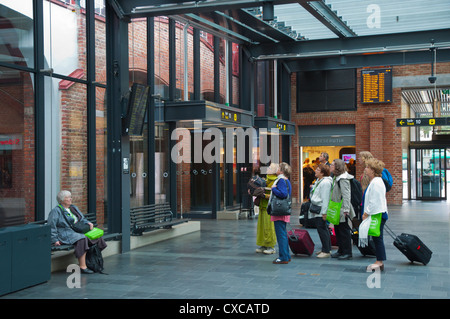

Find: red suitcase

[287,227,315,256]
[329,226,338,247]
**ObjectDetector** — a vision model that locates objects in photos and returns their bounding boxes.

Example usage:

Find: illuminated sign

[396,117,449,127]
[276,123,287,132]
[361,68,392,104]
[221,109,241,124]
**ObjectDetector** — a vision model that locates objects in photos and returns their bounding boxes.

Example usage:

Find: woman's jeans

[372,218,387,261]
[315,217,331,253]
[274,221,291,261]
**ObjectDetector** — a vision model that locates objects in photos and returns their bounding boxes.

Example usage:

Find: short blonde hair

[359,151,374,164]
[366,158,385,177]
[266,163,279,175]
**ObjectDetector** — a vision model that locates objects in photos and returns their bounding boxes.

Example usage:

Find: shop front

[165,100,254,218]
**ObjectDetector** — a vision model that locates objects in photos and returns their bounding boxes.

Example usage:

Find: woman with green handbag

[359,158,388,272]
[48,190,107,274]
[328,159,355,260]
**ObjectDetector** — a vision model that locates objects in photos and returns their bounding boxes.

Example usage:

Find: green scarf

[266,174,278,187]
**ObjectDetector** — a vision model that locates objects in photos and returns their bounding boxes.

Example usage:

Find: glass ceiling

[272,0,450,41]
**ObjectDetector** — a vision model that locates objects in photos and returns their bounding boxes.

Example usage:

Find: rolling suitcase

[385,225,432,265]
[299,201,316,229]
[351,227,377,256]
[329,226,338,247]
[287,226,315,256]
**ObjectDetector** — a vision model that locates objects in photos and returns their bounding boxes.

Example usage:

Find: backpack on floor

[86,244,106,274]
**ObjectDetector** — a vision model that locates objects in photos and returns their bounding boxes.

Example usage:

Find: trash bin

[0,223,51,296]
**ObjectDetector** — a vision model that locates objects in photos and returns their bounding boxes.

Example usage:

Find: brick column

[368,117,384,161]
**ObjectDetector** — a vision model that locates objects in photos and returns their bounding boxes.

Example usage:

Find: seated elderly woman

[48,190,107,274]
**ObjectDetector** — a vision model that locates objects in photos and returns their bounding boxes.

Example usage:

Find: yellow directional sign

[221,109,241,124]
[396,117,449,127]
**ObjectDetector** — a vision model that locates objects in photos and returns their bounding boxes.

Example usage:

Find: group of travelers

[249,151,391,272]
[51,151,390,274]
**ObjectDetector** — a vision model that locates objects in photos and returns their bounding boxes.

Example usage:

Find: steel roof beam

[248,28,450,60]
[111,0,320,18]
[299,0,356,38]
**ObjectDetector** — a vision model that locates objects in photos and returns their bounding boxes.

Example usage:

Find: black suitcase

[352,227,377,256]
[299,201,316,229]
[385,225,432,265]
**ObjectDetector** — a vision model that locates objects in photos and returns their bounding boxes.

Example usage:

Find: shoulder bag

[59,205,91,234]
[326,178,342,225]
[309,179,322,214]
[269,179,291,216]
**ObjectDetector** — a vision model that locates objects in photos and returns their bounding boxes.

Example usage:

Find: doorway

[410,147,448,200]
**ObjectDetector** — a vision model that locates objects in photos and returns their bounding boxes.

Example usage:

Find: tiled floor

[2,200,449,300]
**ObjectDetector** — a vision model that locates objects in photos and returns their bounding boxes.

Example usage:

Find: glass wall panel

[0,66,35,227]
[255,61,267,117]
[58,80,88,213]
[129,19,148,208]
[154,17,171,207]
[200,31,214,101]
[44,0,86,79]
[95,7,106,85]
[231,43,240,107]
[96,86,107,228]
[154,17,169,99]
[0,1,34,69]
[155,122,169,204]
[175,21,193,100]
[219,39,226,104]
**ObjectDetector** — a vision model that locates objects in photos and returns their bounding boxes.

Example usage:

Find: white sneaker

[263,247,276,255]
[255,246,266,253]
[317,252,331,258]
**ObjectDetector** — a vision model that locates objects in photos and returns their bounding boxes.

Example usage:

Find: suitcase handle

[286,223,299,241]
[384,224,397,240]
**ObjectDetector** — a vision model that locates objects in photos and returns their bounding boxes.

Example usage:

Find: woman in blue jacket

[269,162,292,264]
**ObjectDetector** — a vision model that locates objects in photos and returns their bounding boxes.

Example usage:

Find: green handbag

[368,213,382,237]
[85,227,104,240]
[326,178,342,225]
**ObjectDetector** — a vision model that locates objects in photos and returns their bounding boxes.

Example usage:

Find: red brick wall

[0,64,35,226]
[290,62,450,206]
[55,15,239,221]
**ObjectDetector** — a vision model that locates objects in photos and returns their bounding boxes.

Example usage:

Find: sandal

[367,263,384,272]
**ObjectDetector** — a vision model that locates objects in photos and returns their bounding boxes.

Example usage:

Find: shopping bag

[85,227,104,240]
[326,199,342,225]
[368,213,382,237]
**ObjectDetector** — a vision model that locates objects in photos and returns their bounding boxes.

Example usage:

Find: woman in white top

[309,164,333,258]
[361,158,388,271]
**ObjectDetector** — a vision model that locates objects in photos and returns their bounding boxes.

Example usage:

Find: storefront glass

[0,67,35,227]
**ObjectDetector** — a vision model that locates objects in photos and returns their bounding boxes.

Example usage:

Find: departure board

[361,68,392,104]
[124,83,149,136]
